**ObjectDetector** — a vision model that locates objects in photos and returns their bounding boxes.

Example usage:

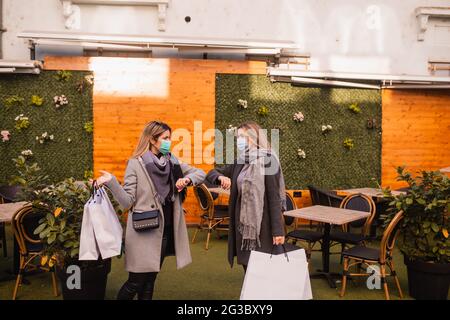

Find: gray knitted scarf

[141,151,175,205]
[237,148,286,251]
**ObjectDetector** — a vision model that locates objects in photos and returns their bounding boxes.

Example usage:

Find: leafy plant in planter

[381,167,450,300]
[11,156,122,300]
[33,178,89,265]
[10,156,54,208]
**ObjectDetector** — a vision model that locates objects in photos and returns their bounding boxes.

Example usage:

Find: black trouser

[117,226,174,300]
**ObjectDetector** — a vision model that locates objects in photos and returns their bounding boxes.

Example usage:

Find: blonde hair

[237,121,271,150]
[132,121,172,158]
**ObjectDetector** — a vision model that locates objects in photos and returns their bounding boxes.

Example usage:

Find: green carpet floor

[0,225,414,300]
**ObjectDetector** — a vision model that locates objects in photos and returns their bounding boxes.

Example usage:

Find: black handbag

[132,210,160,231]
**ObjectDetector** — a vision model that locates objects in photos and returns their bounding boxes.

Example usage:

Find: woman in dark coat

[206,121,286,270]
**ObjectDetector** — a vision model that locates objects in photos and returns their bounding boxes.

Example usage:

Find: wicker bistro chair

[283,192,296,231]
[0,185,21,203]
[0,185,22,257]
[191,184,230,250]
[329,193,377,261]
[11,204,59,300]
[308,185,343,208]
[0,196,7,258]
[340,210,404,300]
[0,217,5,258]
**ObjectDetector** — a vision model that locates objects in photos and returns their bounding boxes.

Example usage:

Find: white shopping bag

[79,186,123,260]
[79,201,99,260]
[240,247,313,300]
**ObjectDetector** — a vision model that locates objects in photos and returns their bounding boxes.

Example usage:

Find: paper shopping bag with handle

[79,200,99,260]
[88,186,123,259]
[79,181,123,260]
[240,245,313,300]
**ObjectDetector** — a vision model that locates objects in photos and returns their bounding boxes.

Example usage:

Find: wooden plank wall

[381,89,450,188]
[44,56,450,223]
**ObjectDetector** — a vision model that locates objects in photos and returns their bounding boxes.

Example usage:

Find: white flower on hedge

[67,138,72,143]
[37,132,54,144]
[294,112,304,122]
[321,124,333,133]
[85,75,94,85]
[297,148,306,159]
[238,99,248,109]
[15,114,28,121]
[226,124,237,134]
[1,130,10,142]
[53,95,69,108]
[21,149,33,157]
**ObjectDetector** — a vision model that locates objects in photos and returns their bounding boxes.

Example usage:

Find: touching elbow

[199,171,206,182]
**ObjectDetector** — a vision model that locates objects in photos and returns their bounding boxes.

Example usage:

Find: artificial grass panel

[0,71,93,184]
[215,74,382,190]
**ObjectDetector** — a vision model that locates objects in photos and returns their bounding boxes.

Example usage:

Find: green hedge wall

[0,70,93,185]
[215,74,382,190]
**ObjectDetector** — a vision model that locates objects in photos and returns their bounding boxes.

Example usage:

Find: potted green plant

[381,167,450,300]
[11,156,120,300]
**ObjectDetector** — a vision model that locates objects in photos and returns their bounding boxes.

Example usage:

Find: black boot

[137,275,157,300]
[137,284,155,300]
[117,281,143,300]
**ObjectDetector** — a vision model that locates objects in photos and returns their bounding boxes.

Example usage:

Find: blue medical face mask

[159,139,171,155]
[236,136,247,151]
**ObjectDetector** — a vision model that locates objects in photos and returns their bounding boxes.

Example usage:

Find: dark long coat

[206,155,285,267]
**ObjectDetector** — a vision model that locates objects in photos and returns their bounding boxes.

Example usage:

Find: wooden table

[284,205,370,288]
[338,187,405,199]
[0,201,28,223]
[0,201,28,279]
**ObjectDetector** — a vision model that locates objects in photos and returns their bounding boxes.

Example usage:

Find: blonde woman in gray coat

[97,121,206,300]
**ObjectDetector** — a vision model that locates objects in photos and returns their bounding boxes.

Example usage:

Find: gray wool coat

[105,156,206,273]
[206,154,285,267]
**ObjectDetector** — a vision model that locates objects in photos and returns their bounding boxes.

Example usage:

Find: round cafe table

[0,201,28,279]
[284,205,370,288]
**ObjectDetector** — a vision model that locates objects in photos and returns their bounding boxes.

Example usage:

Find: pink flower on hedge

[1,130,10,142]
